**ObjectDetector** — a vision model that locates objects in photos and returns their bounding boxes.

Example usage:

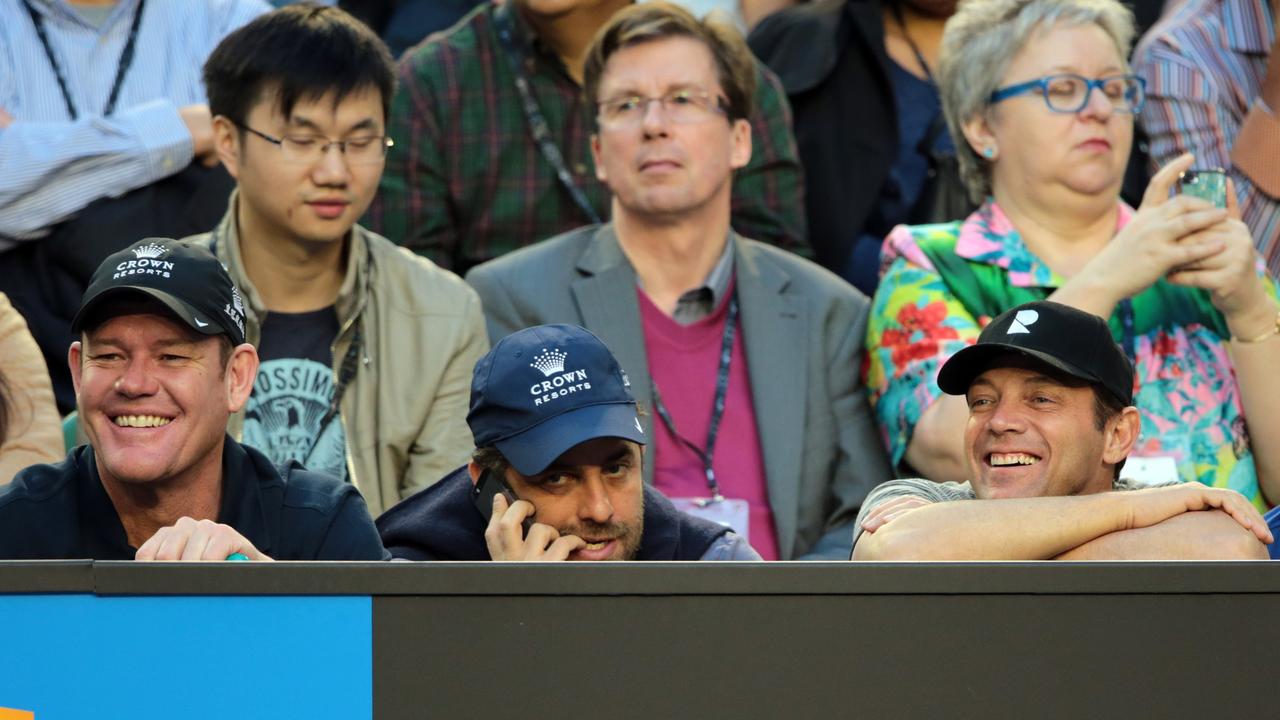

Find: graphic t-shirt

[242,308,348,482]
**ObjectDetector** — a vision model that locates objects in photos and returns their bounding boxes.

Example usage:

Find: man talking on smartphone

[376,324,760,561]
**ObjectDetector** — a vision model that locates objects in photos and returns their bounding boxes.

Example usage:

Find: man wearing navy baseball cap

[851,300,1271,561]
[0,238,387,561]
[377,324,760,561]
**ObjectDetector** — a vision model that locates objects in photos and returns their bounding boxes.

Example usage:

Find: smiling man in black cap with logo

[0,238,387,561]
[377,323,760,561]
[851,300,1272,561]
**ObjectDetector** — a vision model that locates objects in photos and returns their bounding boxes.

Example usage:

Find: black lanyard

[492,5,603,225]
[210,232,365,469]
[22,0,147,120]
[1118,297,1137,362]
[650,294,739,499]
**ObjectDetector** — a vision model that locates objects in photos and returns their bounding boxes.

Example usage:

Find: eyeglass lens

[1044,75,1143,112]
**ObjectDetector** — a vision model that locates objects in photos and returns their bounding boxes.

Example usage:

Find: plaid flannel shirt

[365,1,807,273]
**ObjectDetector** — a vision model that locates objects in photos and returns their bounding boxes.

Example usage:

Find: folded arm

[1055,510,1268,560]
[0,100,194,240]
[852,482,1272,561]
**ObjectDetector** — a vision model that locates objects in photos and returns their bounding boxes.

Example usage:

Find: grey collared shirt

[638,237,734,325]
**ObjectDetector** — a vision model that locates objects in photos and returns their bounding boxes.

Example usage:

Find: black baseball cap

[468,324,647,476]
[72,238,247,346]
[937,301,1134,405]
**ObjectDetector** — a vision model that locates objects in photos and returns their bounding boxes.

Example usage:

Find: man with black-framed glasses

[185,4,489,517]
[465,3,893,561]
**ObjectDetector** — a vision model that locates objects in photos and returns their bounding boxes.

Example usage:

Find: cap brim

[71,286,225,339]
[494,402,647,476]
[937,343,1102,396]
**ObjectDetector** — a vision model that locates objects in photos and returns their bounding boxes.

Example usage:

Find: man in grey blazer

[465,3,891,559]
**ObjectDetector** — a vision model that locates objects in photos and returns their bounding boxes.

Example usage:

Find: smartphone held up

[1178,167,1228,208]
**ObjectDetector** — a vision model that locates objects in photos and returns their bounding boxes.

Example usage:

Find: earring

[982,146,997,159]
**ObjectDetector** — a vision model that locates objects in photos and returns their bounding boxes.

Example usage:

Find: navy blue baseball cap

[468,324,647,475]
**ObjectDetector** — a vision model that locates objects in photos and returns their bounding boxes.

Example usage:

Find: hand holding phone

[472,469,534,533]
[471,469,586,561]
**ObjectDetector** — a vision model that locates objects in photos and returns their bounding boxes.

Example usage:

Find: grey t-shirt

[851,476,1168,548]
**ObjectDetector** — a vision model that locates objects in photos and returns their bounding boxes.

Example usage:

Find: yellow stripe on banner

[0,708,34,719]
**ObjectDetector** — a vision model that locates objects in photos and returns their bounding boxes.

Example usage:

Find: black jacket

[750,0,896,274]
[376,466,733,561]
[0,437,388,560]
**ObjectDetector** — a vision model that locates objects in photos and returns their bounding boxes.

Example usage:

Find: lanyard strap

[1118,297,1137,361]
[306,323,362,469]
[210,231,364,471]
[22,0,147,121]
[650,294,739,499]
[492,6,603,226]
[890,3,936,86]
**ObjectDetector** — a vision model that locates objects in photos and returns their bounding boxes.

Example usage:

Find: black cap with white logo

[72,238,247,346]
[937,300,1134,406]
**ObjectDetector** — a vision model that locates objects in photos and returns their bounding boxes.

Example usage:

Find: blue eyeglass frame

[988,73,1148,114]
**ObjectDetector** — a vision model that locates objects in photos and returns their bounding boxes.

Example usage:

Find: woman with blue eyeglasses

[863,0,1280,508]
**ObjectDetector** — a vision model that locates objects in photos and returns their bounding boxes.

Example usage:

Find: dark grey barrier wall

[5,561,1279,718]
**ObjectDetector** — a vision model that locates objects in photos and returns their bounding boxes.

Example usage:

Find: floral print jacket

[865,200,1278,508]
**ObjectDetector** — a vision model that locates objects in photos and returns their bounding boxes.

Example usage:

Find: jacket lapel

[735,237,806,560]
[569,226,656,482]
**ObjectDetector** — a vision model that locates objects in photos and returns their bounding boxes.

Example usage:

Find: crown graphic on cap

[469,325,646,476]
[530,348,568,377]
[131,241,169,260]
[73,238,247,346]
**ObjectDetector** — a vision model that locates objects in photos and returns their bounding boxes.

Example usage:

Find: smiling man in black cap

[0,237,387,561]
[377,323,760,561]
[851,300,1272,561]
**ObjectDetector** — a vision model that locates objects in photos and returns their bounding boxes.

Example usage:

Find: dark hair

[583,1,757,123]
[203,3,396,128]
[1092,386,1128,480]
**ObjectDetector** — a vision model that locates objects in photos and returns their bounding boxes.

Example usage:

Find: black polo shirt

[0,436,388,560]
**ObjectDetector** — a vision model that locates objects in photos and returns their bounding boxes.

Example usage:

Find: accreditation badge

[670,497,750,539]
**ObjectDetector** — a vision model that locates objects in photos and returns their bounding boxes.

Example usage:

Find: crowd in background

[0,0,1278,562]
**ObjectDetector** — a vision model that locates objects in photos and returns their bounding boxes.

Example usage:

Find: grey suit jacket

[466,224,892,559]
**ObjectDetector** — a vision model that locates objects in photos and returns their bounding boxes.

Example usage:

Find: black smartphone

[1179,168,1228,208]
[472,469,534,534]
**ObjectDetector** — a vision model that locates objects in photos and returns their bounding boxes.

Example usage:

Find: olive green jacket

[189,197,488,516]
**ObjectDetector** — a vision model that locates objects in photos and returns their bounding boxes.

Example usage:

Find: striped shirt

[0,0,268,247]
[1133,0,1280,274]
[364,1,807,274]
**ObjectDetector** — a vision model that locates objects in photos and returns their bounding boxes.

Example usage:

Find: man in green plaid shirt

[365,0,806,274]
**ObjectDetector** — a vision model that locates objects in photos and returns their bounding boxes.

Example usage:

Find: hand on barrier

[135,516,273,561]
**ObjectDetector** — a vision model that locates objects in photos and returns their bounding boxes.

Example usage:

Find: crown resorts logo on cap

[72,238,248,346]
[469,324,646,475]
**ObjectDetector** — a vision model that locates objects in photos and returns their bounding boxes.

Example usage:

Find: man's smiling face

[71,309,244,489]
[964,357,1117,500]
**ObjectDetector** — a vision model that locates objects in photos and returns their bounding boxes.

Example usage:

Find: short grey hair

[938,0,1136,203]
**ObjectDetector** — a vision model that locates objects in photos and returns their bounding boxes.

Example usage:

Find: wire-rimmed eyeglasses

[240,125,394,165]
[597,89,728,128]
